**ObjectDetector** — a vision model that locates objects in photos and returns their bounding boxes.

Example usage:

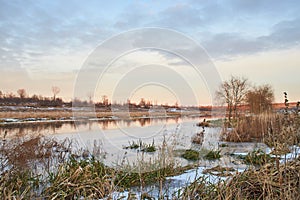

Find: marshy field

[2,1,300,199]
[0,102,299,199]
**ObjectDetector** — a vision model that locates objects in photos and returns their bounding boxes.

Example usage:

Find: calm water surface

[0,116,210,165]
[0,116,206,138]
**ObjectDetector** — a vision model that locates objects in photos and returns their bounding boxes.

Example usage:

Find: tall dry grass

[223,93,300,147]
[222,112,300,147]
[43,156,115,199]
[0,134,186,199]
[0,135,107,199]
[179,156,300,199]
[221,157,300,199]
[222,113,281,142]
[187,95,300,199]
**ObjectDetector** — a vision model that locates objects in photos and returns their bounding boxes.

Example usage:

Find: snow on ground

[2,116,300,199]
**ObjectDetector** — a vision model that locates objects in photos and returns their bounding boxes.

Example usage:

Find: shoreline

[0,110,210,125]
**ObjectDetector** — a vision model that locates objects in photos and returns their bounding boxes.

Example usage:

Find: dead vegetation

[222,93,300,146]
[43,157,114,199]
[191,131,204,145]
[222,112,300,146]
[222,113,279,142]
[179,155,300,199]
[0,110,198,121]
[222,157,300,199]
[0,135,183,199]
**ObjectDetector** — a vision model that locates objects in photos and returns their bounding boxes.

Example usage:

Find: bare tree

[87,92,93,104]
[216,76,249,122]
[17,89,27,99]
[246,84,274,114]
[52,86,60,101]
[7,92,15,98]
[139,98,146,107]
[31,94,39,101]
[102,95,108,106]
[0,90,2,98]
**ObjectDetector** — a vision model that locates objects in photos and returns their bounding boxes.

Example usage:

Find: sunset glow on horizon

[1,1,300,105]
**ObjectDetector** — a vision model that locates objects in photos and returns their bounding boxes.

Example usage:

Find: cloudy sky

[1,0,300,105]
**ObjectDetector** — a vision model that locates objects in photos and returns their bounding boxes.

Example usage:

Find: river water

[0,116,207,165]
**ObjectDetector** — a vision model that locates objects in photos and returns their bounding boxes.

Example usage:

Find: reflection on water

[0,116,203,138]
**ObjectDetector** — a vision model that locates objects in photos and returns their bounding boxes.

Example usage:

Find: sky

[0,0,300,105]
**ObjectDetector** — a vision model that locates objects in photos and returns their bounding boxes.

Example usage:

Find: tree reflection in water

[0,116,199,138]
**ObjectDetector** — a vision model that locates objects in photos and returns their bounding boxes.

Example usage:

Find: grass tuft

[123,139,157,153]
[204,150,221,160]
[181,149,200,161]
[43,156,114,199]
[239,149,274,166]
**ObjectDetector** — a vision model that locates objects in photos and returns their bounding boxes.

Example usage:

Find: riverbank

[0,107,209,124]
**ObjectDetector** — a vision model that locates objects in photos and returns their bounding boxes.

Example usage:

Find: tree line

[0,77,282,114]
[0,87,183,109]
[0,87,64,107]
[216,76,275,122]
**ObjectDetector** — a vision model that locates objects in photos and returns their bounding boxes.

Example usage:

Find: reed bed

[220,156,300,199]
[222,112,300,146]
[179,155,300,200]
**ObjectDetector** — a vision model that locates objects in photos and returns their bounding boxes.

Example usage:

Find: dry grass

[222,113,300,146]
[0,111,110,119]
[203,165,235,177]
[0,110,197,120]
[179,156,300,200]
[222,113,277,142]
[0,135,111,199]
[0,110,78,120]
[191,131,204,145]
[0,169,40,199]
[221,157,300,199]
[1,136,73,170]
[0,134,185,199]
[43,157,114,199]
[184,101,300,199]
[0,136,71,199]
[115,136,182,188]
